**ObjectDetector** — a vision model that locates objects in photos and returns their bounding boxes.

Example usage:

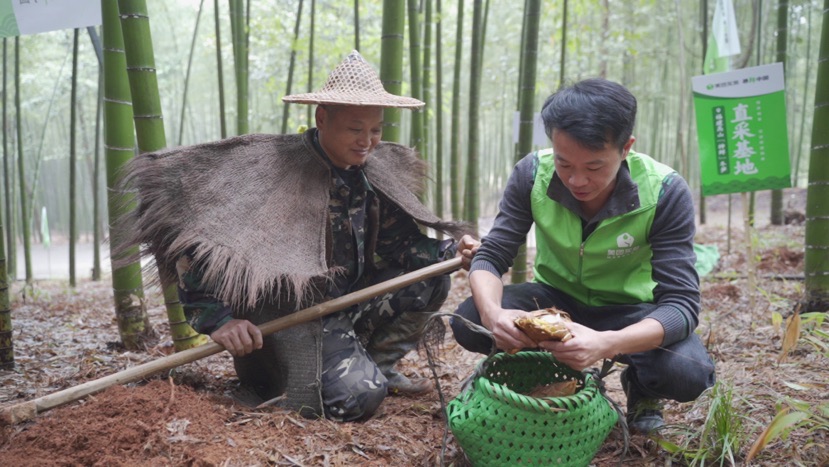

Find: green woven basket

[447,351,618,466]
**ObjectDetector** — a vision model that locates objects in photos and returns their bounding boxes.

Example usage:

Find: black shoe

[621,367,665,433]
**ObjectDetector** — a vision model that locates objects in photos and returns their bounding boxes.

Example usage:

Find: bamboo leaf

[801,312,826,326]
[778,312,802,362]
[782,381,808,391]
[745,408,810,463]
[771,310,783,331]
[655,439,683,454]
[784,397,812,413]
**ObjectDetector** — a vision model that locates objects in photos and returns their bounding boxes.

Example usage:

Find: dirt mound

[0,373,463,466]
[1,380,231,466]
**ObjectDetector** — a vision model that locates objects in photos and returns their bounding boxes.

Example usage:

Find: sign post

[693,62,791,311]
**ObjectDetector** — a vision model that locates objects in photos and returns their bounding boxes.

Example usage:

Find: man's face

[316,105,384,169]
[551,129,635,216]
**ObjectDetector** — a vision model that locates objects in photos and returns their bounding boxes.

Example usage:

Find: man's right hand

[481,307,538,352]
[210,319,263,357]
[470,270,537,352]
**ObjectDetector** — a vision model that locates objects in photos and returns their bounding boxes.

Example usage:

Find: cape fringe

[111,131,472,312]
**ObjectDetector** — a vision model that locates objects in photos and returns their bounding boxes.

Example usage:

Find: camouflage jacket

[178,130,457,335]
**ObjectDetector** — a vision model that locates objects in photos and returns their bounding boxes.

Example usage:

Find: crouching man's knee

[323,376,388,422]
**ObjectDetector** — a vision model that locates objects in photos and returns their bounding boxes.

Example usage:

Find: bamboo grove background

[0,0,822,260]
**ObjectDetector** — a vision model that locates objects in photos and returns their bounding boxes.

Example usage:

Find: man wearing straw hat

[119,51,478,422]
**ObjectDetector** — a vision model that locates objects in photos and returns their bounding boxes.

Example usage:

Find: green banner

[703,0,740,74]
[692,62,791,196]
[0,1,17,38]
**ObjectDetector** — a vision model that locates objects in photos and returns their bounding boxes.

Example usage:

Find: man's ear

[315,106,326,127]
[621,136,635,159]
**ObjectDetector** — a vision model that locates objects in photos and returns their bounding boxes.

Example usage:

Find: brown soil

[1,188,827,466]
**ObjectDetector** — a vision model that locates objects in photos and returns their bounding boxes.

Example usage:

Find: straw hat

[282,50,424,109]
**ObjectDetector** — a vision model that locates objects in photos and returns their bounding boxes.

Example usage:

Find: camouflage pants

[321,267,450,421]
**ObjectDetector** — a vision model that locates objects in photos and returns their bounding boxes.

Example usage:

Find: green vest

[530,149,676,306]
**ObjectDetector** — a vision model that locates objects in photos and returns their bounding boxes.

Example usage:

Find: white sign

[512,111,548,148]
[0,0,102,38]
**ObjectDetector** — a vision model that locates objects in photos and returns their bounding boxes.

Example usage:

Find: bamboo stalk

[0,257,462,425]
[379,0,404,143]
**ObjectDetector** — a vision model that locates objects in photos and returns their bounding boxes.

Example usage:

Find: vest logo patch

[617,233,634,247]
[608,232,640,258]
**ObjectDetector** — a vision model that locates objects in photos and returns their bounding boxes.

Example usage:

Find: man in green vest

[450,78,716,433]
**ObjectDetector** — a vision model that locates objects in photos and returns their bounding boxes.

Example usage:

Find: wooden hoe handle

[0,257,463,425]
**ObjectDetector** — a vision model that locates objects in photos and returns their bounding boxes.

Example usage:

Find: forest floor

[0,188,827,466]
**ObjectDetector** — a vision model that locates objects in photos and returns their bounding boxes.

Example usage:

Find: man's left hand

[539,321,611,371]
[540,318,665,370]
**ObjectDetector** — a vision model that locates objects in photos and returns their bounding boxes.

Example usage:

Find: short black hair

[540,78,636,152]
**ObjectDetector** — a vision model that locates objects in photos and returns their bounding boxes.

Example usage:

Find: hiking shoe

[386,371,432,396]
[621,367,665,433]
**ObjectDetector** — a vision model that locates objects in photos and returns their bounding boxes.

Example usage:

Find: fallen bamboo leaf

[285,415,307,429]
[167,434,203,444]
[255,394,286,409]
[350,444,369,459]
[281,453,304,466]
[745,408,809,463]
[226,417,254,426]
[782,381,809,391]
[778,312,802,362]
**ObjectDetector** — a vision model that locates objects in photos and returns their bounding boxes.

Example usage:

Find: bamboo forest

[0,0,827,465]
